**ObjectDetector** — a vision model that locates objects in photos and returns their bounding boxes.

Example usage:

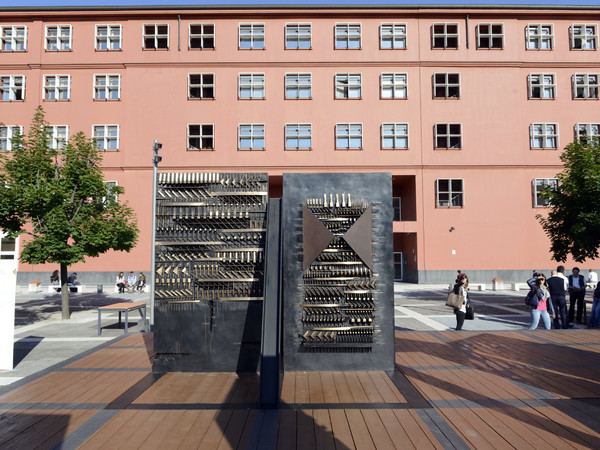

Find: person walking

[547,266,570,329]
[568,267,587,324]
[527,273,555,330]
[452,271,470,331]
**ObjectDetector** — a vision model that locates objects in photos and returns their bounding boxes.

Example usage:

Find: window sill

[431,47,459,50]
[142,47,170,51]
[436,205,464,209]
[187,148,215,152]
[0,50,27,53]
[285,148,312,151]
[45,49,73,52]
[334,97,362,100]
[335,148,363,151]
[188,97,216,101]
[188,47,216,51]
[238,47,266,51]
[238,148,266,151]
[434,147,462,150]
[284,97,312,100]
[284,47,313,50]
[237,97,266,100]
[381,147,409,151]
[95,48,122,52]
[433,97,460,100]
[380,97,408,100]
[43,99,71,102]
[475,47,504,50]
[379,47,407,50]
[93,98,121,102]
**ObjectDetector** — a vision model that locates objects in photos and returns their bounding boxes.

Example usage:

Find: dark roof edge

[1,4,600,12]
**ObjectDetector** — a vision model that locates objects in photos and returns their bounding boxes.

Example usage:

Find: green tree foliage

[0,106,139,318]
[538,138,600,263]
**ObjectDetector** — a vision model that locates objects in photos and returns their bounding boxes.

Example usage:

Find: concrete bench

[97,302,146,335]
[471,284,486,291]
[47,284,83,293]
[511,283,524,291]
[113,284,149,293]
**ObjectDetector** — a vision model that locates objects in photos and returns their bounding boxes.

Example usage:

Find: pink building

[1,4,597,285]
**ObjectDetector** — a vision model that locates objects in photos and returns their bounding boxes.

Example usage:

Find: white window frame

[0,75,25,101]
[94,74,121,100]
[432,23,459,49]
[285,23,311,49]
[533,178,558,207]
[433,73,460,99]
[43,74,71,101]
[477,23,504,49]
[436,179,464,208]
[238,124,265,150]
[187,123,215,150]
[575,123,600,143]
[45,25,72,51]
[380,23,407,49]
[285,73,311,99]
[188,73,215,99]
[49,125,69,151]
[143,23,169,49]
[0,25,27,51]
[528,73,556,99]
[526,24,554,50]
[0,233,18,261]
[335,73,361,99]
[335,123,363,150]
[103,180,119,204]
[238,73,265,99]
[530,123,559,149]
[189,23,215,49]
[381,123,409,150]
[0,125,23,151]
[335,23,361,49]
[239,23,265,49]
[95,24,121,50]
[572,73,599,99]
[571,24,597,50]
[435,123,462,149]
[92,124,119,151]
[285,124,312,150]
[380,73,407,99]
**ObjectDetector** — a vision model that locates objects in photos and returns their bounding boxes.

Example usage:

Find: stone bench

[47,284,83,293]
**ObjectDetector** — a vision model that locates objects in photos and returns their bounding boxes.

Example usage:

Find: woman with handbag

[453,271,471,330]
[527,273,555,330]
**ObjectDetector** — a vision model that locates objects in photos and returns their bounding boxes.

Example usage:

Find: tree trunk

[60,263,70,320]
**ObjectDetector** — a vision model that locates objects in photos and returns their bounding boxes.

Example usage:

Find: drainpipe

[465,14,469,49]
[178,15,181,51]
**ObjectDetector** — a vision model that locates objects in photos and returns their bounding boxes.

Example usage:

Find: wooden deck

[0,330,599,448]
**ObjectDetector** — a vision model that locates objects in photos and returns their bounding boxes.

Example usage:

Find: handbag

[465,304,474,320]
[446,291,463,309]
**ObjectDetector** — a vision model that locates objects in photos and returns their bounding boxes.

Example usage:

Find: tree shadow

[13,336,43,368]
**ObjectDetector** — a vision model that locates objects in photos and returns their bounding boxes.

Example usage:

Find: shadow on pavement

[13,336,43,368]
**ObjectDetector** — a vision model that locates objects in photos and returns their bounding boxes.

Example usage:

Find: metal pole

[150,139,162,330]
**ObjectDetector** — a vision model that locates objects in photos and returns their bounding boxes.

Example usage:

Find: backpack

[525,290,539,308]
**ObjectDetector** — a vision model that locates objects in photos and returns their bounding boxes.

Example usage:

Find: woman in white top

[116,272,126,294]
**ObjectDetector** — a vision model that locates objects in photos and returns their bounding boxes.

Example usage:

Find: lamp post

[150,139,162,330]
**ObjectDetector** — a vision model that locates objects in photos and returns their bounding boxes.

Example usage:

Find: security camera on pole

[150,139,162,330]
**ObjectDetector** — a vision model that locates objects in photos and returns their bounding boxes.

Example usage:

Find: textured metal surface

[153,172,268,372]
[282,173,395,372]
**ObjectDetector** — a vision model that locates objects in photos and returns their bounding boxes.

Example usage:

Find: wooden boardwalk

[0,330,599,448]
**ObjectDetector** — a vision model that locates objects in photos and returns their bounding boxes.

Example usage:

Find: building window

[239,73,265,99]
[285,73,311,99]
[380,23,407,49]
[143,24,168,49]
[0,125,22,151]
[95,25,121,50]
[188,73,214,99]
[187,124,214,150]
[380,73,407,99]
[49,125,68,150]
[335,73,361,99]
[435,123,462,149]
[0,25,27,51]
[571,24,597,50]
[239,24,264,49]
[103,180,119,203]
[336,123,362,150]
[285,124,312,150]
[93,125,119,151]
[335,23,361,49]
[189,24,215,49]
[572,73,599,99]
[575,123,600,143]
[381,123,408,150]
[530,123,558,149]
[432,23,459,49]
[94,74,120,100]
[45,25,72,51]
[528,73,556,99]
[0,75,25,101]
[238,124,265,150]
[433,73,460,99]
[285,23,311,49]
[533,178,558,207]
[436,179,463,207]
[526,24,553,50]
[477,23,503,49]
[43,75,70,101]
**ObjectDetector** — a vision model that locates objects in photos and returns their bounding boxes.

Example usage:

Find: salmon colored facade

[1,5,598,284]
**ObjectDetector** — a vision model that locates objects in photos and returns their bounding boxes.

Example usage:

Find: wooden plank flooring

[0,330,599,448]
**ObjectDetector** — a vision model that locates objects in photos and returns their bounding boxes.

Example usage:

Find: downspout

[178,14,181,51]
[465,14,469,49]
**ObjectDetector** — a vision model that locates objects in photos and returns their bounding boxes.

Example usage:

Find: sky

[2,0,600,7]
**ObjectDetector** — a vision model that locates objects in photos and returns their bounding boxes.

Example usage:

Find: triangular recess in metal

[343,204,373,271]
[302,205,334,271]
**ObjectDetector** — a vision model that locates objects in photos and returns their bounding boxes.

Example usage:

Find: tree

[0,106,139,319]
[537,137,600,263]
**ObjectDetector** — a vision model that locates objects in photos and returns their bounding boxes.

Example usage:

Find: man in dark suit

[568,267,587,324]
[547,266,569,329]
